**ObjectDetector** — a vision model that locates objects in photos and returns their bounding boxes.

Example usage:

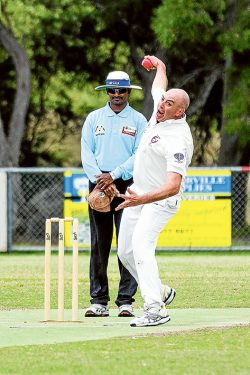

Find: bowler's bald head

[166,88,190,110]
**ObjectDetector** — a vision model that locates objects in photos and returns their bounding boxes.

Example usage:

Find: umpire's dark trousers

[88,178,138,307]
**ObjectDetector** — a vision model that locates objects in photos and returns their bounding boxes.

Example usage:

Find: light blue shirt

[81,102,147,183]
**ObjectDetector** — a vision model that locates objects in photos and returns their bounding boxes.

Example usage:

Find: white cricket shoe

[130,305,170,327]
[85,304,109,317]
[163,286,176,306]
[118,304,134,317]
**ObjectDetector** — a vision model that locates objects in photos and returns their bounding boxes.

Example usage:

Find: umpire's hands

[115,188,142,210]
[96,173,113,190]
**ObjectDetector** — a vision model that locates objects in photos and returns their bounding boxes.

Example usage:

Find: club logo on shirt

[122,126,136,136]
[95,124,105,136]
[174,153,185,163]
[150,135,160,143]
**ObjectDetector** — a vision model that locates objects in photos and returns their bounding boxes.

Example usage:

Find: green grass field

[0,251,250,374]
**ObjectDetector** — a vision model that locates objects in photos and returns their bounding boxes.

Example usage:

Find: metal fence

[7,168,65,250]
[4,167,250,251]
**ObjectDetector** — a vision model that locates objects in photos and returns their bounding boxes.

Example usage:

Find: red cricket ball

[141,58,154,71]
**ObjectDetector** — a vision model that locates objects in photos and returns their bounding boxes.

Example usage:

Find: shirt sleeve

[112,114,148,180]
[166,141,188,177]
[81,114,102,183]
[148,87,165,125]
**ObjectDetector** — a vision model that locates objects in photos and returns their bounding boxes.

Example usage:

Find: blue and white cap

[95,71,142,91]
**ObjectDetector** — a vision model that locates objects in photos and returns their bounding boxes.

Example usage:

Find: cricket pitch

[0,308,249,348]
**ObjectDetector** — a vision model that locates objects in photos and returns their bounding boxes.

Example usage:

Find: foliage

[223,67,250,147]
[152,0,226,49]
[0,0,249,166]
[0,0,101,165]
[219,1,250,55]
[152,0,250,164]
[0,0,159,166]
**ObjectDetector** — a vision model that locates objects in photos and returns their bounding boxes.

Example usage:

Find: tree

[217,1,250,165]
[152,0,250,165]
[0,22,30,166]
[0,0,99,166]
[1,0,249,166]
[89,0,250,165]
[91,0,164,119]
[1,0,164,166]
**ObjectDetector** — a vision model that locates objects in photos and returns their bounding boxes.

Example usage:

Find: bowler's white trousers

[118,193,178,309]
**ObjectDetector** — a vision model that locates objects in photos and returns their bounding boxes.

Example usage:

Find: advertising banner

[64,169,232,248]
[157,169,232,247]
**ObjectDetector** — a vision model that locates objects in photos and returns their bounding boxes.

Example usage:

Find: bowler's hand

[96,173,113,190]
[144,55,163,69]
[104,183,119,197]
[115,188,142,210]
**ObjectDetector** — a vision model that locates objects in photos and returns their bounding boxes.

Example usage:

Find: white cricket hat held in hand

[95,71,142,91]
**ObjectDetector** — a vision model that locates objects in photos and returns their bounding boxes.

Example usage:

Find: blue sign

[64,172,88,199]
[184,171,231,196]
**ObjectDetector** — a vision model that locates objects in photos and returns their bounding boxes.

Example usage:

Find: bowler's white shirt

[133,88,193,206]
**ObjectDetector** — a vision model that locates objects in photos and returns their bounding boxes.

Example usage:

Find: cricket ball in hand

[141,58,154,71]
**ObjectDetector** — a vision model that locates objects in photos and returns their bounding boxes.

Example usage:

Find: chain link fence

[7,169,64,250]
[5,167,250,251]
[232,171,250,247]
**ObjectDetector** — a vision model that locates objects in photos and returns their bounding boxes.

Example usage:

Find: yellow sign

[63,169,232,249]
[64,200,90,248]
[157,200,232,247]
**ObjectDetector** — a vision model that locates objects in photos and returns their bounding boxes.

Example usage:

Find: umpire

[81,71,147,317]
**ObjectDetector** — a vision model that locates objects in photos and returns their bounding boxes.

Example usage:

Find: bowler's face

[156,91,184,122]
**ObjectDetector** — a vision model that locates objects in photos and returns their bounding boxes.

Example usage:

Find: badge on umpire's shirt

[95,124,105,136]
[122,126,136,136]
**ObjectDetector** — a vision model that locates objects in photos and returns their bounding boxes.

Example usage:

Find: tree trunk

[0,24,31,167]
[131,45,167,121]
[218,134,242,166]
[217,1,243,166]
